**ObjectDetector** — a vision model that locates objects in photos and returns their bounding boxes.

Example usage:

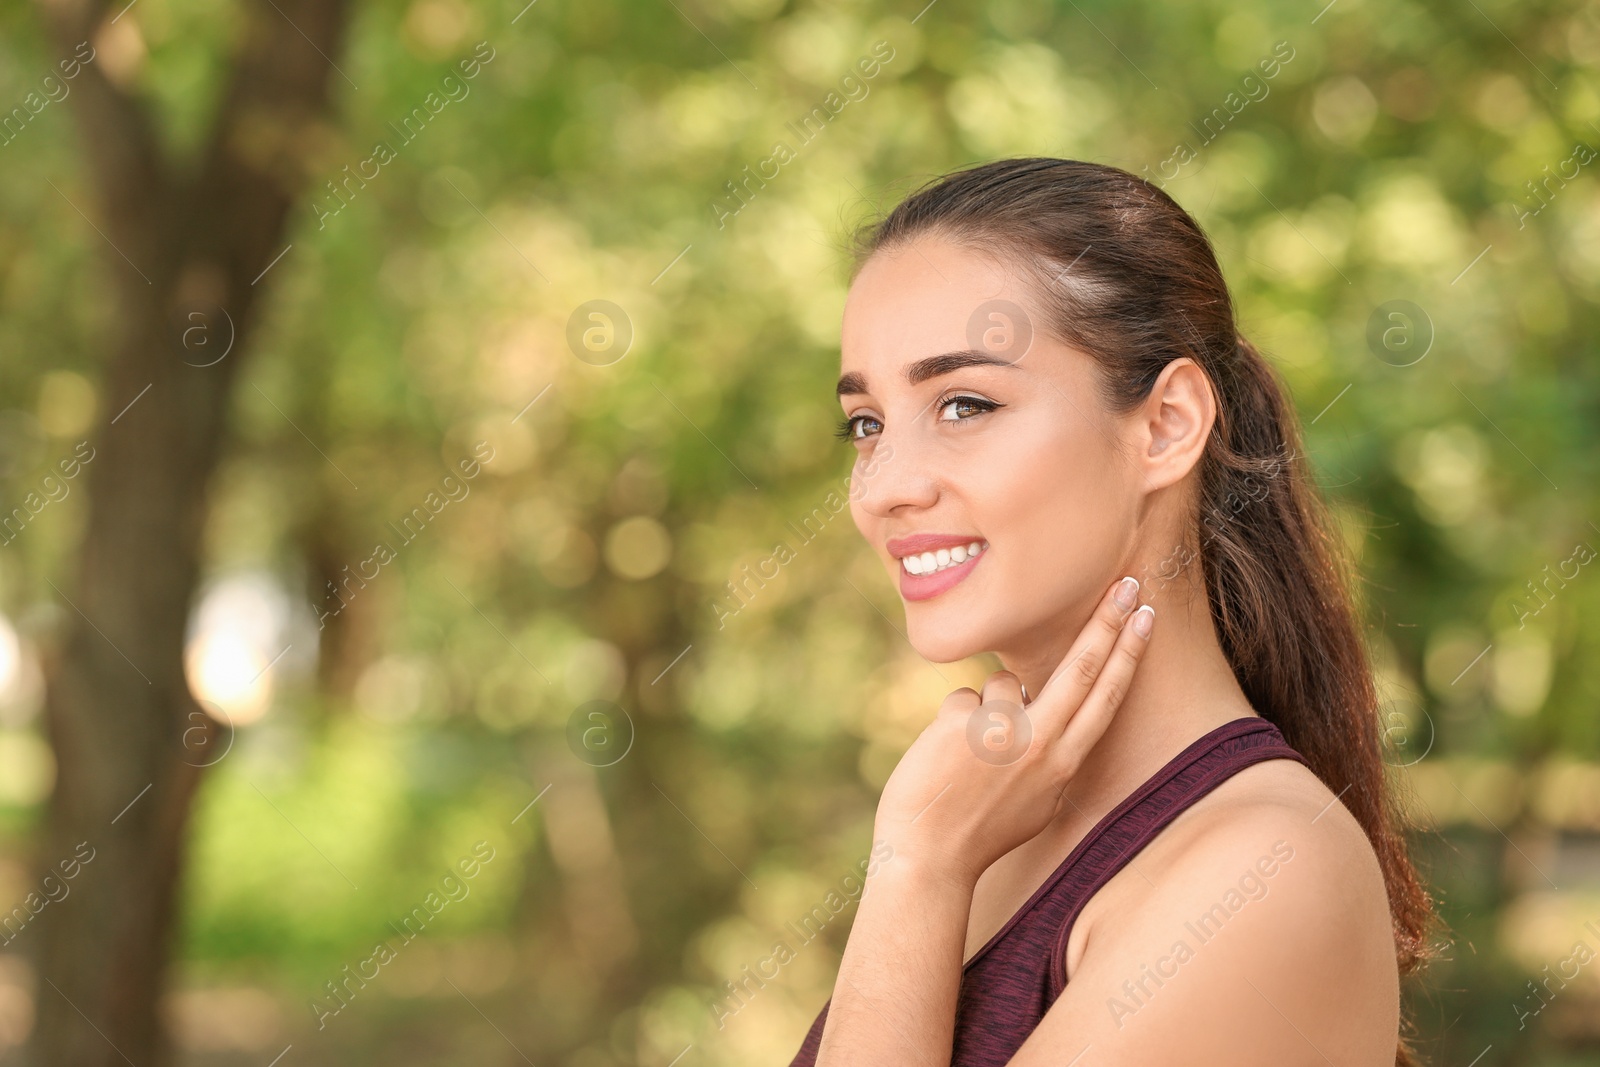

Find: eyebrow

[835,349,1020,397]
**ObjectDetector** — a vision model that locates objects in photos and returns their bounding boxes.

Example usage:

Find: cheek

[848,464,872,536]
[987,427,1130,581]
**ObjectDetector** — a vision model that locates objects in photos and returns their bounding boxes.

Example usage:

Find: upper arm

[1006,794,1399,1067]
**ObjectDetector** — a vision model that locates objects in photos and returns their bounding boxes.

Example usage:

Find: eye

[835,413,883,442]
[937,394,999,422]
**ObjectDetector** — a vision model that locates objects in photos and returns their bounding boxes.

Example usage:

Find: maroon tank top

[786,715,1309,1066]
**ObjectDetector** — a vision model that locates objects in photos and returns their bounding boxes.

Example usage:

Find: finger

[1056,604,1155,776]
[979,670,1024,709]
[1026,575,1141,735]
[971,672,1031,766]
[939,687,982,717]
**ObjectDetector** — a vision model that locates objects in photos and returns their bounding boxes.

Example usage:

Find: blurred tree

[27,0,351,1062]
[0,0,1596,1064]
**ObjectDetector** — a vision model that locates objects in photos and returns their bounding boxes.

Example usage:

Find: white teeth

[900,541,986,576]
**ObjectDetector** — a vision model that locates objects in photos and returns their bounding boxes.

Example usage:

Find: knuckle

[1070,651,1101,689]
[941,687,981,714]
[1054,753,1082,785]
[981,670,1021,702]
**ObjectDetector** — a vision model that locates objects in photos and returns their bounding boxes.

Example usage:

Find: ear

[1135,357,1216,492]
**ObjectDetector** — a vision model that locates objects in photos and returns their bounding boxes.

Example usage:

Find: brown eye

[937,395,997,422]
[835,414,883,442]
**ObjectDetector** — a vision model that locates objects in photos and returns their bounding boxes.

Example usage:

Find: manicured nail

[1114,576,1140,611]
[1131,604,1155,638]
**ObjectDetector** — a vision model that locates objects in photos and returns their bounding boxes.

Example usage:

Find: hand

[872,576,1155,889]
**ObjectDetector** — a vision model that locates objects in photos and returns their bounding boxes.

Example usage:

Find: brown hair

[850,157,1438,1065]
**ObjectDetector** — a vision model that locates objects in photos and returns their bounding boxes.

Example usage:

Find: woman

[788,158,1437,1066]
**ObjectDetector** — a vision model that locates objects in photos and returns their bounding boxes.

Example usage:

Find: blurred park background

[1,0,1599,1063]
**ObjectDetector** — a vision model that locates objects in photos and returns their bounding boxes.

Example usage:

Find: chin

[906,587,1069,671]
[905,614,992,665]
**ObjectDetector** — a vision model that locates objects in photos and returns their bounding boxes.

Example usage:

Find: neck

[1002,570,1257,822]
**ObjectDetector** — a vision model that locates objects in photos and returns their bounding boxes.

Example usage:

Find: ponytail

[1206,334,1439,1065]
[854,158,1440,1066]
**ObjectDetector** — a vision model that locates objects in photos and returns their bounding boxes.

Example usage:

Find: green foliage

[3,0,1600,1062]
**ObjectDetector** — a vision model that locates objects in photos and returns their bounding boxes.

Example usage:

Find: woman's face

[837,235,1158,676]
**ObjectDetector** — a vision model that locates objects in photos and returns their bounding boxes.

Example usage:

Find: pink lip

[887,534,987,603]
[886,534,982,557]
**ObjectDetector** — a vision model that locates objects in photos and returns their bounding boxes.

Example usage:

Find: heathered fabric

[787,716,1309,1066]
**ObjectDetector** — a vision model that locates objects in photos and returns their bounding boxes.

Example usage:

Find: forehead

[841,237,1041,367]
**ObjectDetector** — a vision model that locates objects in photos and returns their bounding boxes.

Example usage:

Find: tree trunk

[28,1,351,1062]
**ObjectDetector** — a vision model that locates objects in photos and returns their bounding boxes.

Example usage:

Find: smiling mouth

[898,540,988,576]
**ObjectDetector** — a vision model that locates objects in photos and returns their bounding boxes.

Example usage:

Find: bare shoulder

[1125,756,1398,1000]
[1115,755,1395,979]
[1081,755,1392,946]
[1165,756,1392,946]
[1016,754,1400,1066]
[1170,755,1380,879]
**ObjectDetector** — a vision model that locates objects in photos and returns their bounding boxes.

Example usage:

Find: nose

[849,432,939,519]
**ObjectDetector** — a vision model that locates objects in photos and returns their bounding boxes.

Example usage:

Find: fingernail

[1132,604,1155,638]
[1114,576,1139,611]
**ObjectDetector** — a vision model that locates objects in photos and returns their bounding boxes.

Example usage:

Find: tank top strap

[785,715,1310,1067]
[1035,715,1308,1000]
